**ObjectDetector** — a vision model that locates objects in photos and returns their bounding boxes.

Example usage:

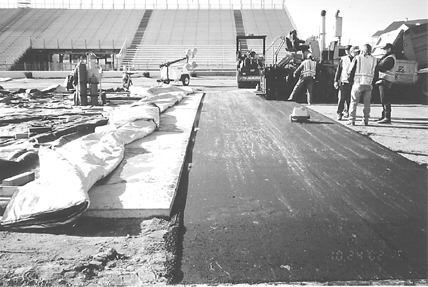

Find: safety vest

[340,55,352,83]
[301,59,316,78]
[354,55,377,85]
[379,54,396,82]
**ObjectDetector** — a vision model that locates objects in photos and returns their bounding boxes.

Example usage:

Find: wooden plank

[2,171,35,186]
[0,186,19,197]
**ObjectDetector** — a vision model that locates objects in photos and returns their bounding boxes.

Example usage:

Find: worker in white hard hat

[347,43,378,126]
[287,52,317,105]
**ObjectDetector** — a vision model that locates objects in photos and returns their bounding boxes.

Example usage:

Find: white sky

[285,0,428,46]
[0,0,427,46]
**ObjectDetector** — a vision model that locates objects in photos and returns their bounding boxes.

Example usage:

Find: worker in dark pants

[376,43,396,124]
[334,45,356,120]
[73,57,88,106]
[287,52,317,105]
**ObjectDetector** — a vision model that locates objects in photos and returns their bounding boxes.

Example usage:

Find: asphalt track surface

[175,90,427,284]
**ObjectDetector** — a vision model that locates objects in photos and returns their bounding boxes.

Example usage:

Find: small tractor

[159,48,198,86]
[236,35,266,88]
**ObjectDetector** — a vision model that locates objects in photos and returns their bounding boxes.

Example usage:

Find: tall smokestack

[335,10,343,45]
[320,10,326,51]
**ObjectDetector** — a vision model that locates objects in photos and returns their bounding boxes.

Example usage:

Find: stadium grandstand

[0,0,295,72]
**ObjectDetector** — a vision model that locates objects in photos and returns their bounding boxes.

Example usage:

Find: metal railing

[2,0,287,10]
[124,44,236,71]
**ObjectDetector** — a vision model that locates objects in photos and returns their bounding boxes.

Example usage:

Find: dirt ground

[0,75,426,286]
[0,76,182,287]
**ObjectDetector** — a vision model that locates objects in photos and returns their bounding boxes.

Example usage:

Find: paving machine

[236,35,266,88]
[159,48,197,86]
[259,35,315,100]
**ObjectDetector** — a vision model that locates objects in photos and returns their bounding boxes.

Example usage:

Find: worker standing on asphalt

[287,52,317,105]
[347,44,377,126]
[334,45,354,120]
[375,43,396,124]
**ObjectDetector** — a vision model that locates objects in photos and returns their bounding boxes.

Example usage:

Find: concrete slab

[84,92,203,218]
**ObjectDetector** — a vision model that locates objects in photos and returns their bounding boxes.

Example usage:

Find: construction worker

[375,43,396,124]
[286,30,305,52]
[122,66,133,91]
[287,52,317,105]
[72,56,87,106]
[347,44,377,126]
[334,45,354,120]
[87,52,102,105]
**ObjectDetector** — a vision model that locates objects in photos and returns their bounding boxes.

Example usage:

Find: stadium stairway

[233,10,248,51]
[122,9,153,68]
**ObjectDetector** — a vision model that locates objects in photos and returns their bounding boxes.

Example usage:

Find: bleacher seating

[241,9,295,65]
[0,8,143,68]
[0,8,295,71]
[125,9,295,70]
[123,9,237,70]
[31,9,144,49]
[0,9,63,69]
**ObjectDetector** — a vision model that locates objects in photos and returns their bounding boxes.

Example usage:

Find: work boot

[377,118,391,124]
[337,114,342,120]
[376,112,385,122]
[346,120,355,126]
[361,119,369,126]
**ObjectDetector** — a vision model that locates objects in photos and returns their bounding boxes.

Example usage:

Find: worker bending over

[287,52,317,105]
[347,44,377,126]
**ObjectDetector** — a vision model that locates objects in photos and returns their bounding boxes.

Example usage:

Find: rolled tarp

[0,86,191,229]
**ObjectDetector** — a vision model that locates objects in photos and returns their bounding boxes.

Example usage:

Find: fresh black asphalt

[176,90,427,284]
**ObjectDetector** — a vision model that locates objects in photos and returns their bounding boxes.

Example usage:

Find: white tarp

[0,86,192,229]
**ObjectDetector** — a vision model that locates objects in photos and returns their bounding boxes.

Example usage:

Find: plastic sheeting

[0,86,191,229]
